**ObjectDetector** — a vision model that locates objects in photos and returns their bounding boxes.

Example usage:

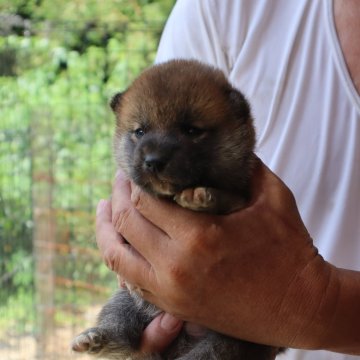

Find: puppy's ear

[110,92,124,112]
[228,89,251,121]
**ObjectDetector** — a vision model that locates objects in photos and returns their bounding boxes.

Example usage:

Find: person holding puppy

[96,1,360,359]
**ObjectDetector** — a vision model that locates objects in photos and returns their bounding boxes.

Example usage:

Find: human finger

[140,313,183,354]
[96,199,124,257]
[128,158,280,237]
[111,173,169,261]
[249,158,297,210]
[95,199,153,289]
[111,170,131,226]
[130,184,212,238]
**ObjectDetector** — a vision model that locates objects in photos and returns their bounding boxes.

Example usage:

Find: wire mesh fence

[0,14,165,360]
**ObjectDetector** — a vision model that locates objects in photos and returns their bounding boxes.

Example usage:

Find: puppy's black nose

[144,154,165,173]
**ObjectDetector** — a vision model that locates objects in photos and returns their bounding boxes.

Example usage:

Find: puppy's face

[112,60,255,196]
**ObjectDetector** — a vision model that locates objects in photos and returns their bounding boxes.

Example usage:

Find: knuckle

[188,225,205,242]
[167,262,187,284]
[184,222,220,254]
[102,247,121,272]
[130,185,142,208]
[166,260,192,298]
[184,226,206,250]
[139,264,152,288]
[112,208,132,234]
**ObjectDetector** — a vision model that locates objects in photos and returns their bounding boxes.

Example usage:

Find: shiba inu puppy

[72,60,281,359]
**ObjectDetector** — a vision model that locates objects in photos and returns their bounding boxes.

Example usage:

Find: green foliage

[0,250,34,333]
[0,0,176,339]
[0,286,35,334]
[0,0,174,54]
[0,0,174,23]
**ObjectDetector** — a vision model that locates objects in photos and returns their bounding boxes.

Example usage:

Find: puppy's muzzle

[144,153,166,173]
[140,135,179,174]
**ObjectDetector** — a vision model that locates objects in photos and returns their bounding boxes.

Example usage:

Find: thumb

[140,313,183,354]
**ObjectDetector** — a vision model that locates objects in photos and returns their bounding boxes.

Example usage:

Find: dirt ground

[0,306,101,360]
[0,328,93,360]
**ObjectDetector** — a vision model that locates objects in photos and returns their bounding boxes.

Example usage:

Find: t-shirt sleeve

[155,0,231,75]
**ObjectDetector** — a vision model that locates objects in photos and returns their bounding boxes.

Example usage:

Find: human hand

[97,161,360,354]
[95,199,183,354]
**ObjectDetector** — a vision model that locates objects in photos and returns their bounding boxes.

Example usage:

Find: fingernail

[96,199,108,215]
[160,313,182,332]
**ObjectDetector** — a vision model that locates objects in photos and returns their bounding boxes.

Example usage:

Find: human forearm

[211,251,360,354]
[258,254,359,354]
[318,267,360,354]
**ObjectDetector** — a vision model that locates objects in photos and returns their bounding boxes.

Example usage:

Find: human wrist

[281,257,360,354]
[273,252,335,349]
[320,267,360,354]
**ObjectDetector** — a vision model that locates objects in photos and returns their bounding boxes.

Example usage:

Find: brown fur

[72,60,282,359]
[113,60,256,213]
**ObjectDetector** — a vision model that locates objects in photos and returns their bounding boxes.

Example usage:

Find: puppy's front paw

[174,187,215,211]
[71,328,106,354]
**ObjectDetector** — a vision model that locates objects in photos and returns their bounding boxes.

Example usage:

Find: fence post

[30,108,56,359]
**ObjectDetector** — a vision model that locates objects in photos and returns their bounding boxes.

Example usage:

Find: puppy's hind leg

[71,289,161,359]
[71,327,111,355]
[176,332,278,360]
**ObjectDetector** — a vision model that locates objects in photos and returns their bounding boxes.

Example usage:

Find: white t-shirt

[155,0,360,359]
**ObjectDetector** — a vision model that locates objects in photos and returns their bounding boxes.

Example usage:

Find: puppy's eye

[134,128,145,138]
[182,125,205,137]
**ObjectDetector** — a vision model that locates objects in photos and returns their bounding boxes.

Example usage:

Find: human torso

[156,1,360,359]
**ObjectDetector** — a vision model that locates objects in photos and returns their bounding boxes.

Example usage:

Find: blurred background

[0,1,175,359]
